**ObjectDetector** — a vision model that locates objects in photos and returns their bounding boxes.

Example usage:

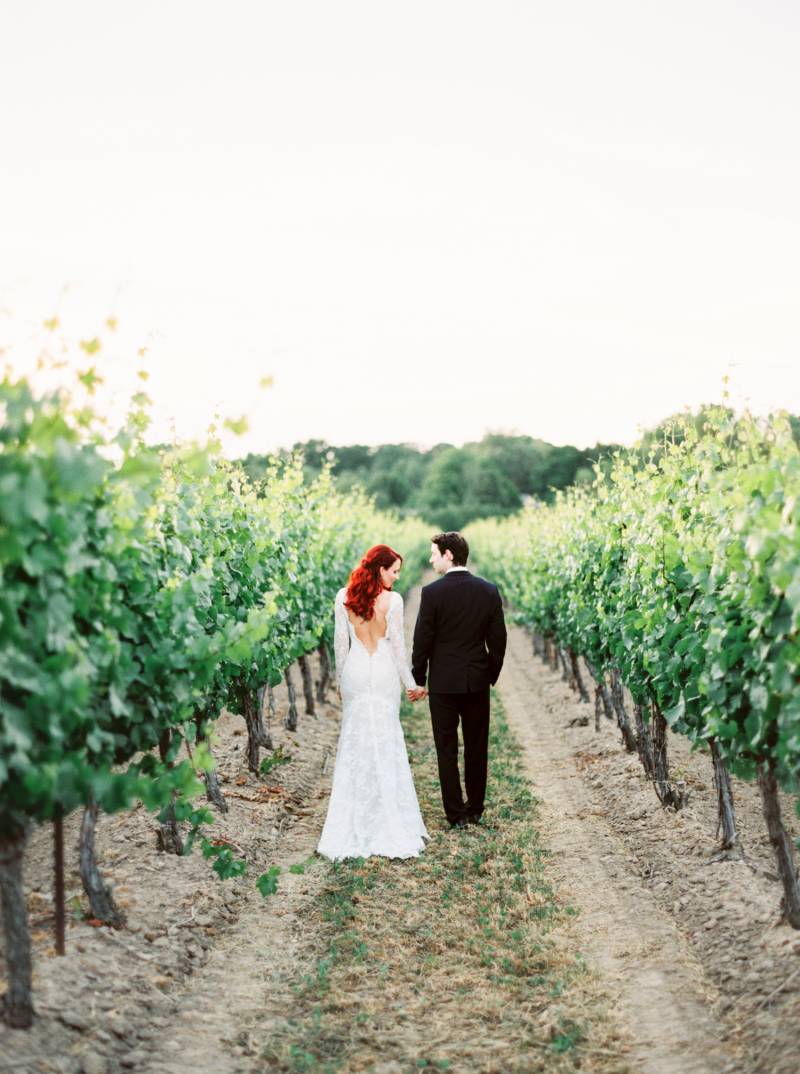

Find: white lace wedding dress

[316,588,430,860]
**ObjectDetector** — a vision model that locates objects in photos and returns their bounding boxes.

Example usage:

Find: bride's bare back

[346,591,392,654]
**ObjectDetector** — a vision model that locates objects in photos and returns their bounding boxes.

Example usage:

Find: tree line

[241,433,617,530]
[241,409,800,531]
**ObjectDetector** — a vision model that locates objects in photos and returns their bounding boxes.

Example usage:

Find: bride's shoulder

[335,586,348,604]
[376,590,401,615]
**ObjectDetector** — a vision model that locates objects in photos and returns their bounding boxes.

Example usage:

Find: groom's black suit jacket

[411,570,507,693]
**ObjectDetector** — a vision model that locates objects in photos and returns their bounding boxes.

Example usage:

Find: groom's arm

[411,587,435,687]
[486,586,507,685]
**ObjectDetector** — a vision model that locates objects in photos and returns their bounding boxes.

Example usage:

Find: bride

[317,544,430,860]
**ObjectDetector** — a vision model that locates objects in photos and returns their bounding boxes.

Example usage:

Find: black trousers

[428,688,491,824]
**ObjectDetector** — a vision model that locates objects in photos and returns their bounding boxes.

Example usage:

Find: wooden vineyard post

[284,667,299,731]
[594,684,603,731]
[298,654,316,716]
[0,828,33,1027]
[757,758,800,928]
[316,640,331,703]
[54,815,65,956]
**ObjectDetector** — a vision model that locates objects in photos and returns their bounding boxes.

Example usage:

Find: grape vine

[0,369,430,1027]
[468,407,800,927]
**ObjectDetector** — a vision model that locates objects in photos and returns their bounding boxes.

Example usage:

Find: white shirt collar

[445,566,469,573]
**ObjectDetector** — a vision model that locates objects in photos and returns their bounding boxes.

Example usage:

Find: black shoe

[449,817,468,830]
[465,813,482,825]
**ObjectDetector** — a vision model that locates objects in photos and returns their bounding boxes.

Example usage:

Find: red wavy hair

[344,544,403,621]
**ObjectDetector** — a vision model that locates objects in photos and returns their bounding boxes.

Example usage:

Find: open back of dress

[316,589,429,860]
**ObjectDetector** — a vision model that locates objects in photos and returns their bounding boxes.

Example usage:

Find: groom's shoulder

[422,572,497,597]
[470,573,500,596]
[421,575,447,596]
[421,574,457,601]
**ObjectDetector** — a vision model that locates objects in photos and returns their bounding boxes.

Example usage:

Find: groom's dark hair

[432,531,469,567]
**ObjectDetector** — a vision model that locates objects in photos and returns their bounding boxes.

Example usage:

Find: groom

[410,532,507,829]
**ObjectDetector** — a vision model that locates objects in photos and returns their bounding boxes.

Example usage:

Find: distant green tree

[366,445,427,509]
[477,434,550,496]
[331,444,373,477]
[419,447,468,522]
[240,453,271,485]
[418,447,521,529]
[533,446,583,499]
[465,454,521,517]
[236,432,621,525]
[366,470,413,509]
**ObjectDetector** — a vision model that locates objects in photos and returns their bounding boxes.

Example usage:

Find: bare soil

[496,619,800,1074]
[2,588,797,1074]
[0,669,341,1074]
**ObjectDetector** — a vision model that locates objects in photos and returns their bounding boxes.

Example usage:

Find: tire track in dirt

[495,620,735,1074]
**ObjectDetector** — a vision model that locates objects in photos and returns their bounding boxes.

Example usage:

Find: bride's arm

[388,594,417,690]
[334,589,350,688]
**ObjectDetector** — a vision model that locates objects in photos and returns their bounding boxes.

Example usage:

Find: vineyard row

[0,373,430,1028]
[468,407,800,928]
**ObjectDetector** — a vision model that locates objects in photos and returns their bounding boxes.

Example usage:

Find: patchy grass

[258,693,629,1074]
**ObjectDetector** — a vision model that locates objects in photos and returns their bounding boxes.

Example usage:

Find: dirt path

[147,586,431,1074]
[149,740,334,1074]
[496,617,799,1074]
[4,584,797,1074]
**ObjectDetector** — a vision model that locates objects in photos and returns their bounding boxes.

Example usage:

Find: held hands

[406,686,428,703]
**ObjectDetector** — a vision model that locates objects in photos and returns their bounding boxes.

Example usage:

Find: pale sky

[1,1,798,456]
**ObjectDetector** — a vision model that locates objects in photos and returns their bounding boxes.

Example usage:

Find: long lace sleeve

[388,593,416,690]
[334,589,350,688]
